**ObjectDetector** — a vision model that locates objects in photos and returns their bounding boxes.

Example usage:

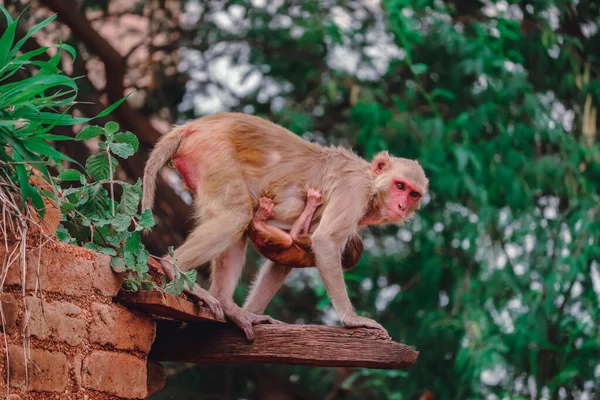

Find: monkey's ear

[370,151,390,175]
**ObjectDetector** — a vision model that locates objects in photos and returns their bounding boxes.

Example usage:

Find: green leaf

[78,183,111,217]
[109,142,134,159]
[111,214,132,232]
[95,94,130,118]
[0,74,77,107]
[411,63,428,75]
[85,152,114,181]
[10,146,30,208]
[182,269,197,290]
[8,13,57,60]
[83,242,117,256]
[454,146,470,171]
[57,169,83,181]
[118,183,141,215]
[22,138,75,162]
[175,274,184,295]
[111,257,126,273]
[113,132,139,152]
[29,186,45,217]
[60,202,76,211]
[105,121,119,134]
[0,4,14,24]
[56,224,73,243]
[431,88,456,101]
[0,11,18,65]
[124,232,141,253]
[75,125,104,141]
[124,252,136,269]
[137,209,155,230]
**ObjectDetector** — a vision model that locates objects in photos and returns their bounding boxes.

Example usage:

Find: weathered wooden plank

[150,321,419,369]
[116,290,226,323]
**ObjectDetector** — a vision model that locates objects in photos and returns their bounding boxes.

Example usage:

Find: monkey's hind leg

[243,260,292,315]
[210,238,281,342]
[159,260,225,321]
[163,163,255,322]
[159,208,250,322]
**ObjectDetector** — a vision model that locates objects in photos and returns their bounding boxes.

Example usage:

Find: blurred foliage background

[4,0,600,399]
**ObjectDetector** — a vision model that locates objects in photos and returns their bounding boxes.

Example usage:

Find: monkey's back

[173,112,373,231]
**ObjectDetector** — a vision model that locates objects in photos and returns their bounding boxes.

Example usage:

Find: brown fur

[142,112,428,340]
[248,231,364,271]
[247,192,363,270]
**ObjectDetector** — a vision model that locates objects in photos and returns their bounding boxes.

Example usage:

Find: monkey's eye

[396,182,405,190]
[410,191,421,199]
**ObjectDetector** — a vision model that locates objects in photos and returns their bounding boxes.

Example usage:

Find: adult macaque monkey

[142,112,428,341]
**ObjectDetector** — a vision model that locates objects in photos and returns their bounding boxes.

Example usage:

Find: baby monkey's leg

[289,188,322,241]
[250,197,293,248]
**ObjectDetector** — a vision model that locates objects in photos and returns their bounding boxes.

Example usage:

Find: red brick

[71,354,83,389]
[89,303,155,353]
[0,294,20,334]
[3,245,122,297]
[24,297,86,346]
[82,351,147,399]
[8,345,68,392]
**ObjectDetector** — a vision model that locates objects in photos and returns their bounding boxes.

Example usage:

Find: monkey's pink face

[384,179,423,222]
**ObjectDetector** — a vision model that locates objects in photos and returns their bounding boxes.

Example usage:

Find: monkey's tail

[141,126,186,211]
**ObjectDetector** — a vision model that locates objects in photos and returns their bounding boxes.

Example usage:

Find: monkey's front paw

[342,315,390,338]
[226,307,282,342]
[306,188,322,206]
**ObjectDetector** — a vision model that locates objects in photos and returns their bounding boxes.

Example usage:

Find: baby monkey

[247,188,363,271]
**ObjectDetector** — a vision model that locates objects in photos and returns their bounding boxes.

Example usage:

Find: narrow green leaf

[0,13,18,65]
[29,186,46,218]
[95,93,130,118]
[22,138,75,162]
[10,145,30,208]
[8,13,57,59]
[0,4,14,24]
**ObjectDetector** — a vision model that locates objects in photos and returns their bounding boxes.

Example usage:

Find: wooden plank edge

[116,289,226,323]
[150,321,419,370]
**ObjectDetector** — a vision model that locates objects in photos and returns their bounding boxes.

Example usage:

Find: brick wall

[0,242,164,399]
